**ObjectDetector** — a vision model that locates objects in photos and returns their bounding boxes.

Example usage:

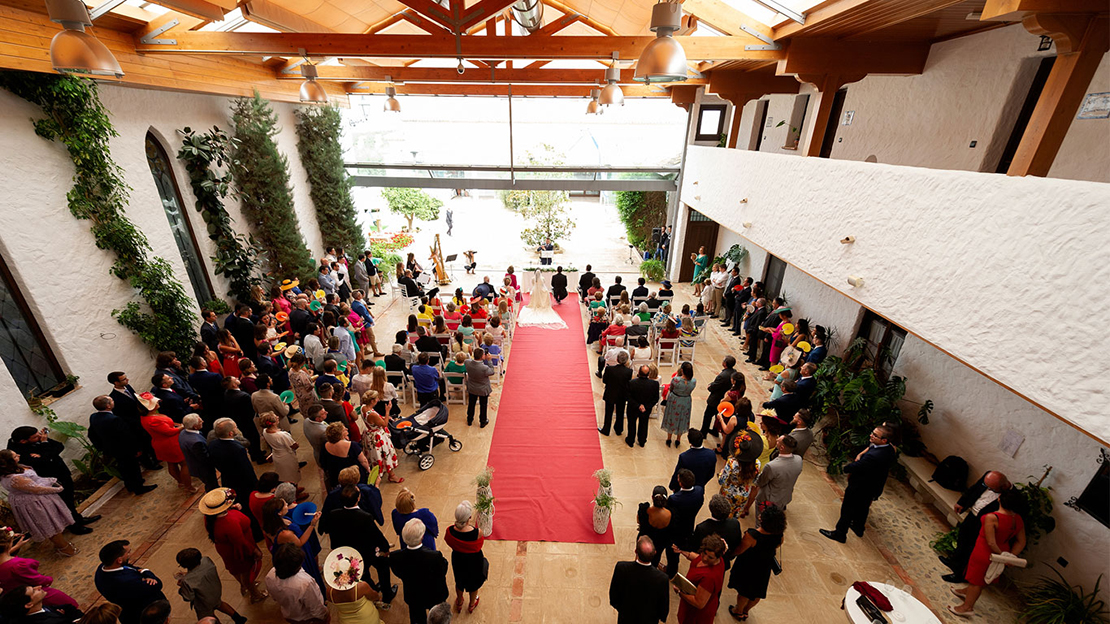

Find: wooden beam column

[706,69,800,149]
[1007,14,1110,176]
[796,73,863,156]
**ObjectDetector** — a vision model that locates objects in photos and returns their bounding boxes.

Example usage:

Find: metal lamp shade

[633,35,687,83]
[299,79,328,103]
[50,26,123,78]
[599,82,624,106]
[586,99,600,114]
[384,86,401,112]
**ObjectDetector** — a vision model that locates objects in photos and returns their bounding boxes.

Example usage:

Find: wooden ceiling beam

[133,33,785,62]
[772,0,871,39]
[148,0,230,20]
[776,39,929,76]
[400,8,454,35]
[847,0,971,39]
[396,0,455,30]
[458,0,516,30]
[240,0,334,33]
[291,65,705,84]
[363,12,406,34]
[981,0,1108,22]
[681,0,772,42]
[707,68,799,99]
[345,83,671,97]
[543,0,620,36]
[530,12,581,36]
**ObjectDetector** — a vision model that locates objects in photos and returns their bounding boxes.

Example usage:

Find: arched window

[144,132,213,306]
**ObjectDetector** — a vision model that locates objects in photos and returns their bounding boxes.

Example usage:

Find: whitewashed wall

[681,146,1110,442]
[0,83,324,442]
[735,83,821,157]
[704,219,1109,594]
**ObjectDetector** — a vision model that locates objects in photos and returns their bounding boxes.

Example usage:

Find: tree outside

[381,187,443,231]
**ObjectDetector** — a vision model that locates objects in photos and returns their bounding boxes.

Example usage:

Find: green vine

[177,126,264,303]
[230,91,316,282]
[614,190,667,250]
[0,72,197,354]
[294,107,365,254]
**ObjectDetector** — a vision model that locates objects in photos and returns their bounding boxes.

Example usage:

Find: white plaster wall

[0,83,324,444]
[680,146,1110,443]
[1049,51,1110,184]
[745,84,820,156]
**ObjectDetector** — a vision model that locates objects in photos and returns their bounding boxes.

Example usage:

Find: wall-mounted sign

[765,116,774,128]
[842,110,855,126]
[1077,92,1110,119]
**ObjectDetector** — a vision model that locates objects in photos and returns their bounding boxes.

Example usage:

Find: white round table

[843,582,941,624]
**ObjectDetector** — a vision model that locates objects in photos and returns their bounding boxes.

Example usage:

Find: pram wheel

[419,454,435,470]
[403,442,420,456]
[448,439,463,452]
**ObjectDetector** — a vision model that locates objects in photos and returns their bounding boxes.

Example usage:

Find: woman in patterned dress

[359,391,403,484]
[717,429,762,519]
[287,352,317,415]
[660,362,696,446]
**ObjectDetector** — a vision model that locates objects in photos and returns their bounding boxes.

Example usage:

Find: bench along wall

[0,83,325,445]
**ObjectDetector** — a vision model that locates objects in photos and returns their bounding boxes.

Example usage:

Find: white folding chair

[656,339,678,366]
[657,295,674,307]
[388,278,402,299]
[417,317,432,329]
[444,372,466,404]
[677,339,697,363]
[386,370,416,408]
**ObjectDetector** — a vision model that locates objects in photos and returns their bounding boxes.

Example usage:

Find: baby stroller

[389,399,462,470]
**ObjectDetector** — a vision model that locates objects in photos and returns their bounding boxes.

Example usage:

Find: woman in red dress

[672,535,727,624]
[199,488,267,603]
[217,329,243,378]
[949,489,1027,618]
[138,393,194,492]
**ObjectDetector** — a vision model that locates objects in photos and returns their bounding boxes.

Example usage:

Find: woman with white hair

[443,501,487,614]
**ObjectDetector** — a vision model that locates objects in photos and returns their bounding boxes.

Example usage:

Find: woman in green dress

[690,246,710,296]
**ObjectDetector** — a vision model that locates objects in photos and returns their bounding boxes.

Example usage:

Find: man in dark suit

[609,536,669,624]
[320,466,384,531]
[0,585,80,624]
[762,379,803,423]
[743,298,769,362]
[289,298,313,341]
[208,418,259,507]
[551,266,569,304]
[578,264,596,300]
[94,540,166,624]
[700,356,736,435]
[154,352,199,403]
[606,276,627,302]
[108,371,160,470]
[224,303,258,362]
[7,427,99,532]
[384,344,411,376]
[625,365,659,448]
[326,486,397,603]
[669,429,717,491]
[794,363,817,402]
[187,356,224,424]
[199,309,221,353]
[88,396,156,495]
[222,377,265,463]
[390,518,449,624]
[179,414,218,491]
[941,471,1011,583]
[598,352,633,438]
[692,495,743,568]
[665,469,705,577]
[631,277,649,299]
[719,270,743,324]
[756,300,786,370]
[821,424,898,543]
[730,278,755,334]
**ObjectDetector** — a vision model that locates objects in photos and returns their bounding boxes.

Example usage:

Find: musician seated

[398,270,424,297]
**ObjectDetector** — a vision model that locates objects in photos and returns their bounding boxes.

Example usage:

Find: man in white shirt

[941,471,1011,583]
[596,341,629,378]
[303,323,326,370]
[266,543,327,624]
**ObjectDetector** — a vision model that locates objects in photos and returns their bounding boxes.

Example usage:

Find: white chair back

[656,338,678,366]
[444,371,466,404]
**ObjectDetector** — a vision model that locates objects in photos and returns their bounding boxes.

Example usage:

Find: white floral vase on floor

[593,504,611,534]
[478,508,494,537]
[597,483,612,499]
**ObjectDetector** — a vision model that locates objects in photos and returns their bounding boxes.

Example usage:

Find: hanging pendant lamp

[599,65,624,106]
[299,63,328,104]
[44,0,123,78]
[634,2,687,84]
[383,86,401,113]
[585,89,601,115]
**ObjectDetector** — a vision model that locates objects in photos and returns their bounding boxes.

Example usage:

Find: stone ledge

[898,454,962,526]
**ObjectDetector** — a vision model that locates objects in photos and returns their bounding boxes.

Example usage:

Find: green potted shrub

[1020,567,1107,624]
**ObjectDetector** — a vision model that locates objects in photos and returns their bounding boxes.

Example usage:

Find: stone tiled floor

[23,201,1023,623]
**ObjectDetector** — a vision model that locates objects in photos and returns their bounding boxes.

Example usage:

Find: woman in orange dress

[949,490,1026,617]
[138,393,195,492]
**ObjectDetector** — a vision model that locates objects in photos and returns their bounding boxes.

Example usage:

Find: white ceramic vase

[592,504,611,534]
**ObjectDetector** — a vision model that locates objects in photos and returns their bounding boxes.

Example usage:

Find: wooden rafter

[133,33,787,62]
[981,0,1109,22]
[364,12,406,35]
[346,83,671,97]
[396,0,455,30]
[776,39,929,76]
[543,0,620,36]
[531,12,581,36]
[772,0,871,39]
[400,8,454,35]
[681,0,772,42]
[458,0,517,30]
[286,66,705,85]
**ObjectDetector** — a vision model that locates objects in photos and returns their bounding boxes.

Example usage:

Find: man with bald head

[609,535,669,623]
[626,364,660,448]
[941,470,1012,583]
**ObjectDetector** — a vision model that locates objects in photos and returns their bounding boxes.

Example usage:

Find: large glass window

[0,253,65,397]
[144,132,213,306]
[856,310,907,381]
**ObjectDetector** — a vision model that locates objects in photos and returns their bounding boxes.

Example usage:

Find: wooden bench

[898,454,963,526]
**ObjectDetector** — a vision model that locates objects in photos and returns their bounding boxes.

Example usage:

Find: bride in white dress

[516,269,567,330]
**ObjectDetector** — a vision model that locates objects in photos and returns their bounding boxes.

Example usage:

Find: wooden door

[678,207,719,282]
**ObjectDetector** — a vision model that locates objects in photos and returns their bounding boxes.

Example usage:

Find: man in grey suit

[178,414,217,491]
[787,408,815,458]
[465,348,497,428]
[743,436,803,522]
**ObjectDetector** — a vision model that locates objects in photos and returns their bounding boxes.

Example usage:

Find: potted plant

[475,492,495,537]
[1020,567,1107,623]
[593,491,620,534]
[593,468,613,498]
[475,466,494,500]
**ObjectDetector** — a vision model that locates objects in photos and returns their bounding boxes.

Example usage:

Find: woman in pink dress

[138,393,195,492]
[505,266,522,303]
[359,391,402,484]
[0,451,75,557]
[764,307,793,366]
[950,490,1027,617]
[673,535,727,624]
[0,530,80,615]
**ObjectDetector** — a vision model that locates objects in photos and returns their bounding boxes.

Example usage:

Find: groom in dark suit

[669,429,717,491]
[609,536,669,623]
[107,371,160,470]
[821,424,898,542]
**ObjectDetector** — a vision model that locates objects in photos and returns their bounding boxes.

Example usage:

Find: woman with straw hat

[198,488,267,603]
[323,547,381,623]
[443,501,488,614]
[138,392,195,492]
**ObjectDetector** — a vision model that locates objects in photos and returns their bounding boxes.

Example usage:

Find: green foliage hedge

[178,125,264,303]
[294,107,365,255]
[0,72,197,354]
[614,190,667,249]
[230,92,316,281]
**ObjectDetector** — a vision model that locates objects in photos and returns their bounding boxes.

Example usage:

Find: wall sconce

[694,195,701,200]
[847,276,864,287]
[840,236,855,244]
[742,222,752,229]
[739,198,748,204]
[692,180,699,185]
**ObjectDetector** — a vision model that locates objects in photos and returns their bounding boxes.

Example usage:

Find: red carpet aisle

[485,294,614,543]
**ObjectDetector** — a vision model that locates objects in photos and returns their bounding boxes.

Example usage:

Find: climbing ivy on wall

[614,190,668,249]
[294,106,365,255]
[230,91,316,281]
[177,126,264,303]
[0,71,197,354]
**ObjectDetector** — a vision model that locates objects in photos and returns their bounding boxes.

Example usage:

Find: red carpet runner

[485,294,614,543]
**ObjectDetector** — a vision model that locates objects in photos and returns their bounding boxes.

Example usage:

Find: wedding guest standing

[266,544,328,624]
[0,450,76,557]
[199,489,267,603]
[727,504,786,620]
[0,531,81,619]
[138,393,194,492]
[94,540,166,624]
[174,547,248,624]
[672,535,726,624]
[443,501,487,614]
[661,362,696,447]
[261,412,301,484]
[6,426,98,533]
[608,536,669,624]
